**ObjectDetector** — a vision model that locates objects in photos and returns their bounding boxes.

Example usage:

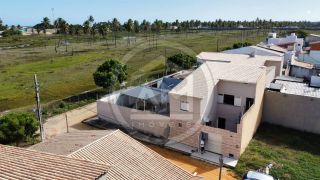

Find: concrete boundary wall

[97,100,170,138]
[169,120,241,158]
[239,69,267,154]
[263,91,320,134]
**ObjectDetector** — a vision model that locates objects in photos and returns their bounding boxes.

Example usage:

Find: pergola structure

[121,86,163,112]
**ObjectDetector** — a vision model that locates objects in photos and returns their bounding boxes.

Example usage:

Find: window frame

[180,101,189,111]
[223,94,235,106]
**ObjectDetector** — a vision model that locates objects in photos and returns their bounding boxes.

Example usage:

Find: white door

[206,133,222,154]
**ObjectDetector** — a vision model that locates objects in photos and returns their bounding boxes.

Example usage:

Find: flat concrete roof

[197,52,283,66]
[224,46,284,57]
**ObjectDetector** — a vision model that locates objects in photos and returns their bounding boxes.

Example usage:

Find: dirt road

[43,102,237,179]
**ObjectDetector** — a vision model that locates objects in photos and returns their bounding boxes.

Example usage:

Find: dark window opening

[245,98,254,111]
[205,121,212,127]
[178,123,182,127]
[223,94,234,105]
[218,117,226,129]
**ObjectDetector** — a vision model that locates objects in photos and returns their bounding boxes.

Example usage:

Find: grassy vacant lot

[234,123,320,179]
[0,30,268,111]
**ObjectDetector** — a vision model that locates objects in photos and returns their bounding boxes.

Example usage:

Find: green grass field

[0,30,269,111]
[234,123,320,180]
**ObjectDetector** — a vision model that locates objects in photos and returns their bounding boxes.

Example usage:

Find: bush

[232,42,252,49]
[0,112,39,145]
[167,53,196,69]
[2,29,22,37]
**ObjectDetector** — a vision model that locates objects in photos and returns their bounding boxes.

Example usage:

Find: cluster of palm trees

[34,16,320,37]
[29,16,320,49]
[1,16,320,37]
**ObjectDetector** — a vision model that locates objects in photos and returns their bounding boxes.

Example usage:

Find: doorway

[245,98,254,111]
[217,117,226,129]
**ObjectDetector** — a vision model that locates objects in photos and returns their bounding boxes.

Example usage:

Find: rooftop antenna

[51,8,55,22]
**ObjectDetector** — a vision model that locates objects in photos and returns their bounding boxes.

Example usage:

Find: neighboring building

[30,130,201,180]
[293,41,320,79]
[290,58,319,80]
[168,61,275,160]
[298,50,320,65]
[309,41,320,51]
[22,27,57,35]
[223,45,294,68]
[267,33,304,54]
[263,79,320,134]
[306,34,320,44]
[224,45,284,57]
[0,144,110,180]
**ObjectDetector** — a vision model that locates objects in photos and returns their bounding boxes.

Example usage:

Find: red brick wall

[310,43,320,50]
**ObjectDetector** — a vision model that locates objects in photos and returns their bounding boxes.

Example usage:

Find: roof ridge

[67,129,120,157]
[0,144,111,167]
[114,131,198,178]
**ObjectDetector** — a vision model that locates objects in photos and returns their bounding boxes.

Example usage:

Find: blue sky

[1,0,319,25]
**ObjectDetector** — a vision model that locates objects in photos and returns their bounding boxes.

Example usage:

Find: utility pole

[241,30,244,47]
[164,48,167,76]
[34,74,45,141]
[65,113,69,133]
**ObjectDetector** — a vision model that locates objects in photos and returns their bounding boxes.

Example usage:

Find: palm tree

[42,17,50,34]
[125,19,134,46]
[83,20,90,35]
[88,15,94,26]
[54,18,68,34]
[68,24,75,35]
[134,20,140,34]
[141,19,150,40]
[74,25,82,36]
[112,18,120,48]
[154,19,162,34]
[97,22,109,47]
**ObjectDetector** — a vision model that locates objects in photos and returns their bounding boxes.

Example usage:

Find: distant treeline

[1,16,320,37]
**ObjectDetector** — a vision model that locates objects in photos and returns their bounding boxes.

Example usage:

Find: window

[180,101,189,111]
[178,123,182,127]
[223,94,234,105]
[217,94,224,103]
[234,96,241,107]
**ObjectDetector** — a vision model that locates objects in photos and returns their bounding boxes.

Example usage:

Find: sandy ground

[44,102,237,180]
[147,144,237,180]
[43,103,99,139]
